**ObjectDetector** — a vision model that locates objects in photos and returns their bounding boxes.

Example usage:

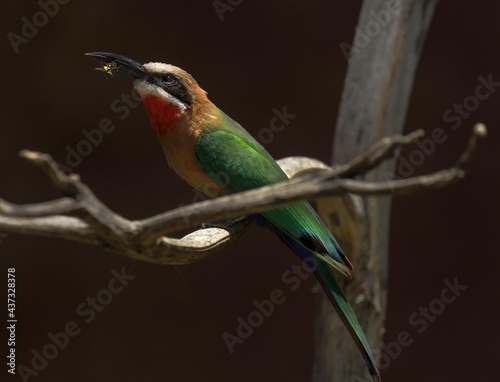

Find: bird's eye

[161,74,176,84]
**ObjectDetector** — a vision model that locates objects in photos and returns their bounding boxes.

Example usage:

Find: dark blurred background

[1,1,498,381]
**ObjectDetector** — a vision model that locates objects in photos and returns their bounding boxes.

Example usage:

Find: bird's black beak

[85,52,150,80]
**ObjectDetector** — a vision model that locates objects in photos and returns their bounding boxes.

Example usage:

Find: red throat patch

[141,95,183,134]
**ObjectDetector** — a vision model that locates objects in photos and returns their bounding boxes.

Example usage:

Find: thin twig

[333,129,425,178]
[0,198,80,217]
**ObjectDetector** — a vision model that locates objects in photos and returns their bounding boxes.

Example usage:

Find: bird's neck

[141,95,184,135]
[141,93,217,136]
[144,94,224,196]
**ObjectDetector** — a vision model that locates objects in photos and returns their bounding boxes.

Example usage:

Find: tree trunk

[313,1,439,380]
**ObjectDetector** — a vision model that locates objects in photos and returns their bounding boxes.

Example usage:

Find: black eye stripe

[154,73,192,106]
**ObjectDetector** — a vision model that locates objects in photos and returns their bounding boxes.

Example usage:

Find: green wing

[194,117,351,277]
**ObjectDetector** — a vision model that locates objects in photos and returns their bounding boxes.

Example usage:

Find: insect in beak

[94,60,119,78]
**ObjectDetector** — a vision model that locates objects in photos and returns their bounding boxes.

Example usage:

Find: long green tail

[314,259,381,382]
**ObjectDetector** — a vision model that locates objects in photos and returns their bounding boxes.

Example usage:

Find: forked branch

[0,124,486,264]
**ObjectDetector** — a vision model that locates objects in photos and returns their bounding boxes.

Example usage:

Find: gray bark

[313,1,439,381]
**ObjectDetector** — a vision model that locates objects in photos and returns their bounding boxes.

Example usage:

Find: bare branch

[136,124,485,240]
[0,197,79,217]
[20,150,78,194]
[153,218,251,265]
[0,215,95,244]
[456,123,487,170]
[277,129,425,179]
[332,129,425,178]
[0,125,486,264]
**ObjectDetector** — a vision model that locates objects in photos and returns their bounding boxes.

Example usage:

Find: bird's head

[86,52,210,134]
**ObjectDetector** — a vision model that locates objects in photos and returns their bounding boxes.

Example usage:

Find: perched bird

[86,52,380,381]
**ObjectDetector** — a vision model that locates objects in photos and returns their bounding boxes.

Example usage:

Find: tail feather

[251,212,353,279]
[315,260,381,382]
[257,215,381,381]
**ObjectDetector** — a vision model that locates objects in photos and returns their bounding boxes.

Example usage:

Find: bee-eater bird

[86,52,380,381]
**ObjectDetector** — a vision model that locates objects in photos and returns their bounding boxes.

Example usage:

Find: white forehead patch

[143,62,178,74]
